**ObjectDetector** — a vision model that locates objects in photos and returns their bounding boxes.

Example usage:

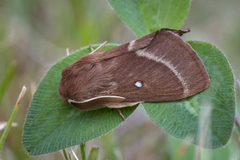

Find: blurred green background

[0,0,240,159]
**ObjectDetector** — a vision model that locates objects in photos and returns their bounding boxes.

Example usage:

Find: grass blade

[0,86,27,150]
[0,61,16,105]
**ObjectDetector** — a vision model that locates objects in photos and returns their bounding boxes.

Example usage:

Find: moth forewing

[58,28,210,111]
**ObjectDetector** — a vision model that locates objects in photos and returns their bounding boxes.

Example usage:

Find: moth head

[58,74,72,104]
[58,55,107,105]
[58,63,85,104]
[58,66,128,110]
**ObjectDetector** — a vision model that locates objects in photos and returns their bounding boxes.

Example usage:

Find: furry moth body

[58,28,210,111]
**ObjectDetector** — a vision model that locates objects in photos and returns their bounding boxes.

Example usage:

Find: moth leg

[117,109,125,121]
[89,44,94,52]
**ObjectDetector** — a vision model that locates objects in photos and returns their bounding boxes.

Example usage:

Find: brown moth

[58,28,210,111]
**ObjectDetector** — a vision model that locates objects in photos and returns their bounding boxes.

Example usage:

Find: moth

[58,28,210,111]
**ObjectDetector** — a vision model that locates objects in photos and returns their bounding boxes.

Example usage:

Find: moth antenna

[89,44,94,52]
[90,41,107,54]
[66,48,69,56]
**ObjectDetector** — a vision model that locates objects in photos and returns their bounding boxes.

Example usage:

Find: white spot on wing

[136,49,190,96]
[135,81,143,88]
[128,39,136,51]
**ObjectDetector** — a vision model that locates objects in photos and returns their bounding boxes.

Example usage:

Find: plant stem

[63,149,69,160]
[0,86,27,151]
[80,143,86,160]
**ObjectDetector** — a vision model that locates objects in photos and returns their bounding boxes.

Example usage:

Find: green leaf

[23,44,137,155]
[23,41,235,154]
[108,0,190,37]
[144,41,235,149]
